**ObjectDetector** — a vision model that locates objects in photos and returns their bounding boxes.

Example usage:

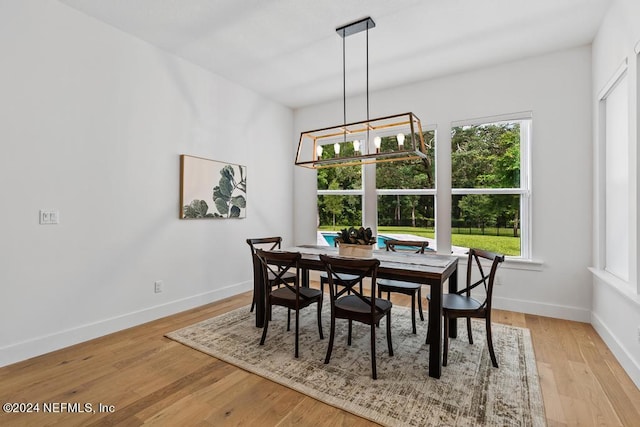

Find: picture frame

[179,155,247,219]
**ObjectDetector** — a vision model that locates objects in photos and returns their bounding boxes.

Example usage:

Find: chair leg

[467,317,473,344]
[347,320,353,346]
[410,292,417,334]
[294,308,299,358]
[324,315,336,364]
[443,313,449,366]
[417,288,424,321]
[370,323,377,380]
[486,318,498,368]
[386,312,393,357]
[287,308,291,332]
[250,298,255,312]
[425,317,431,345]
[260,303,270,346]
[425,298,432,344]
[317,299,324,339]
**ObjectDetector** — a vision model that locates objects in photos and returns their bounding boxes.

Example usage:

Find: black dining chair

[320,254,393,380]
[377,239,430,334]
[246,237,296,313]
[427,248,504,367]
[318,238,363,296]
[255,249,323,358]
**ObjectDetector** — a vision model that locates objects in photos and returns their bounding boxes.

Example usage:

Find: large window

[601,71,629,282]
[376,130,436,243]
[316,115,531,259]
[317,142,362,230]
[451,114,531,257]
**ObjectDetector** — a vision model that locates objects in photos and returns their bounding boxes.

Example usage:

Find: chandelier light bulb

[316,145,323,159]
[353,140,361,152]
[397,133,405,148]
[374,136,382,153]
[334,142,341,155]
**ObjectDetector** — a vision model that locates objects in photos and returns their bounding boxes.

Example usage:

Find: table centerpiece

[335,226,377,258]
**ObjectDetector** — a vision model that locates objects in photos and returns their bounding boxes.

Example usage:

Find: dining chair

[319,254,393,380]
[255,249,323,358]
[427,248,504,367]
[246,237,296,313]
[318,239,363,296]
[377,239,430,334]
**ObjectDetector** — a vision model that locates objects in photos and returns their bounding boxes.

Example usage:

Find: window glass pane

[377,195,435,248]
[451,123,520,189]
[376,131,435,189]
[451,194,521,256]
[317,144,362,190]
[317,195,362,229]
[604,74,629,281]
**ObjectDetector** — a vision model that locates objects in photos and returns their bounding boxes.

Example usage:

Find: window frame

[450,112,532,259]
[315,115,533,261]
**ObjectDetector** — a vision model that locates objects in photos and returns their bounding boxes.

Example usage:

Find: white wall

[0,0,293,366]
[294,46,594,322]
[591,0,640,388]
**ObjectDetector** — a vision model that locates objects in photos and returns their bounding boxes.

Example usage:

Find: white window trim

[317,189,363,196]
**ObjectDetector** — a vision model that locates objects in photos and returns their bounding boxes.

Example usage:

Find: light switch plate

[39,209,59,225]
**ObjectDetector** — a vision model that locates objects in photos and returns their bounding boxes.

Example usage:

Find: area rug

[166,304,546,426]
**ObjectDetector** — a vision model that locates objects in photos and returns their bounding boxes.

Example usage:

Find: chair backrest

[319,255,380,314]
[247,237,284,277]
[255,249,301,303]
[246,236,283,254]
[460,248,505,311]
[384,239,429,254]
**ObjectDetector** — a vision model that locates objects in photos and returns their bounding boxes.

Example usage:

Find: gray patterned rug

[166,304,545,426]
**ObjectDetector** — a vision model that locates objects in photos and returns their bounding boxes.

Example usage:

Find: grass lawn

[319,225,521,256]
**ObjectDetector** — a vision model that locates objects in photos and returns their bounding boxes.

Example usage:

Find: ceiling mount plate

[336,17,375,38]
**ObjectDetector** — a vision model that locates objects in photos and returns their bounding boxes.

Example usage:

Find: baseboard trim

[492,296,591,322]
[591,312,640,389]
[0,281,252,368]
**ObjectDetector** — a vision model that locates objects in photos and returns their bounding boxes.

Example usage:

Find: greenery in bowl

[335,227,376,245]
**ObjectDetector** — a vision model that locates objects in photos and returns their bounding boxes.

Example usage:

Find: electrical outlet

[154,280,163,293]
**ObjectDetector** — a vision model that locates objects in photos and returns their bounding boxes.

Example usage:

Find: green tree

[458,194,496,234]
[324,180,344,227]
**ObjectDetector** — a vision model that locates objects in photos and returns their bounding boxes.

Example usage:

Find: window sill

[454,253,544,271]
[589,267,640,307]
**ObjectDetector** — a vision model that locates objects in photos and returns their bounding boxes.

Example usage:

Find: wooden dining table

[252,244,459,379]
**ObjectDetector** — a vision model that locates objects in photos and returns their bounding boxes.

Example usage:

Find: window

[451,114,531,257]
[317,143,362,232]
[376,130,436,245]
[601,70,629,282]
[315,115,532,259]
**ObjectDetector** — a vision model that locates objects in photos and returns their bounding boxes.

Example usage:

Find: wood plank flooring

[1,288,639,426]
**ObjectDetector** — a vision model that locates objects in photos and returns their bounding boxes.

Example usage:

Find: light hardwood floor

[1,288,639,426]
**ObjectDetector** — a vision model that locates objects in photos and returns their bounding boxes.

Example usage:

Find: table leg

[427,279,442,379]
[448,267,458,339]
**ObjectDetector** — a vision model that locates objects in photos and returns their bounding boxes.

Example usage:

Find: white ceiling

[58,0,612,109]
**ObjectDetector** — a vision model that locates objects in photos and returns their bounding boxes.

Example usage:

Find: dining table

[251,244,459,379]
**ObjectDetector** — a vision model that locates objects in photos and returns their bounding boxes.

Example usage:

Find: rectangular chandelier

[295,112,427,169]
[294,17,428,169]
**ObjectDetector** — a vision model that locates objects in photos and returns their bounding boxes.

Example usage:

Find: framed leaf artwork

[180,155,247,219]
